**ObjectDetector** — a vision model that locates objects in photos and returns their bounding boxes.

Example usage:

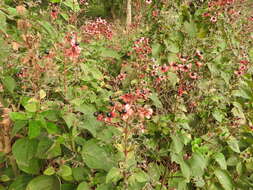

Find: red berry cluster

[82,18,113,41]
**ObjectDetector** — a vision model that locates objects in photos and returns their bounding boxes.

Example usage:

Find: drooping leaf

[214,153,227,170]
[106,167,122,184]
[82,140,115,171]
[2,76,16,93]
[77,182,91,190]
[26,176,60,190]
[227,138,240,153]
[28,120,42,139]
[214,169,234,190]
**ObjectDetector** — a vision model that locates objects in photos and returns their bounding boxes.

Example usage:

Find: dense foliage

[0,0,253,189]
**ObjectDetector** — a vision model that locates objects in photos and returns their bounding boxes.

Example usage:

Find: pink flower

[189,72,198,79]
[65,45,81,60]
[145,0,152,4]
[234,70,244,76]
[122,104,134,120]
[179,64,192,72]
[51,9,59,20]
[160,64,170,72]
[195,61,204,67]
[210,16,217,23]
[138,107,153,119]
[120,93,137,104]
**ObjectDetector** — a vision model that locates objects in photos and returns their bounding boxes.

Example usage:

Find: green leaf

[63,0,80,12]
[11,120,27,136]
[57,165,72,177]
[12,138,40,174]
[152,43,161,57]
[171,134,184,154]
[2,76,16,93]
[77,182,91,190]
[9,176,33,190]
[106,167,122,184]
[134,171,149,183]
[12,138,38,166]
[212,110,223,122]
[72,167,89,182]
[188,153,207,177]
[150,93,162,108]
[26,176,60,190]
[184,21,197,38]
[165,40,179,53]
[180,161,191,181]
[24,102,38,112]
[63,113,78,128]
[214,169,234,190]
[82,140,115,171]
[28,120,42,139]
[9,112,28,121]
[227,138,240,153]
[214,153,227,170]
[36,138,61,159]
[44,167,55,176]
[45,122,61,134]
[100,48,120,59]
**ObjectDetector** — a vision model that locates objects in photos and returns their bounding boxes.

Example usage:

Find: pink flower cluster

[82,18,113,40]
[234,60,249,76]
[132,37,152,59]
[64,33,81,60]
[96,89,152,123]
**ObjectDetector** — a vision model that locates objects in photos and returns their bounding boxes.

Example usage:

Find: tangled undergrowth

[0,0,253,189]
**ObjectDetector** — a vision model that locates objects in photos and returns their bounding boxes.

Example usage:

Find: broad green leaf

[82,140,115,171]
[184,21,196,38]
[214,169,234,190]
[2,76,16,93]
[212,110,223,122]
[167,71,179,86]
[180,161,191,181]
[12,138,40,174]
[26,176,60,190]
[214,153,227,170]
[106,167,122,184]
[165,40,179,53]
[25,102,38,112]
[63,0,80,12]
[188,153,207,177]
[152,43,161,57]
[57,165,72,177]
[44,167,55,176]
[28,120,42,139]
[72,167,89,181]
[171,135,183,154]
[150,93,162,108]
[12,138,38,166]
[9,112,28,121]
[11,120,27,136]
[134,171,149,183]
[227,138,240,153]
[45,122,61,134]
[36,138,61,159]
[63,113,78,128]
[100,48,120,59]
[8,176,33,190]
[77,182,91,190]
